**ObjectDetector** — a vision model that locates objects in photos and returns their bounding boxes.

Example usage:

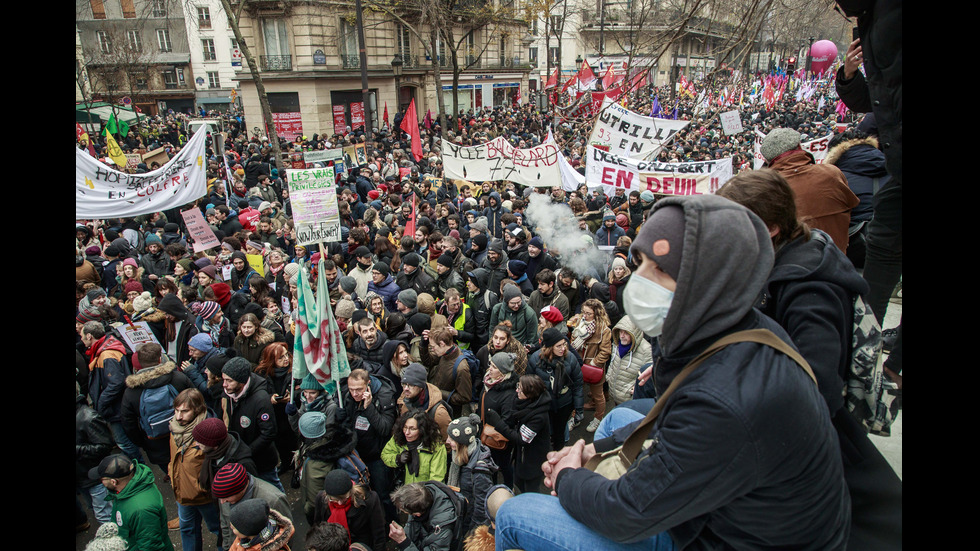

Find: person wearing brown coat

[169,388,222,551]
[761,128,859,254]
[232,313,275,367]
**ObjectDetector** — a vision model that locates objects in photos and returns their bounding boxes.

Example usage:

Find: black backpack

[425,481,469,551]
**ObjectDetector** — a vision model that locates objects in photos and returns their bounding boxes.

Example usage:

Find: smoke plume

[524,193,611,279]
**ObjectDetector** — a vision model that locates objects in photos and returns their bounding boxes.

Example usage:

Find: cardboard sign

[118,321,161,351]
[180,207,220,252]
[246,254,265,276]
[287,166,342,244]
[719,110,743,135]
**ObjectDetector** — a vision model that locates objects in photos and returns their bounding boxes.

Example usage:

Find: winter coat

[232,327,275,367]
[428,347,473,413]
[139,250,173,279]
[169,416,214,506]
[76,395,114,489]
[396,266,437,297]
[381,437,448,485]
[495,390,552,480]
[574,317,613,373]
[398,382,453,443]
[299,420,357,519]
[555,195,849,550]
[312,489,387,551]
[339,374,399,462]
[221,482,293,550]
[489,301,538,346]
[400,482,460,551]
[106,461,174,551]
[769,149,859,254]
[120,361,194,464]
[453,443,497,535]
[222,372,279,472]
[528,349,583,413]
[87,335,132,423]
[605,316,653,405]
[368,273,402,313]
[228,509,293,551]
[824,137,890,225]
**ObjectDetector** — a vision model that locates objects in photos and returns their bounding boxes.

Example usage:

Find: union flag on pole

[544,66,560,90]
[292,257,351,404]
[577,59,596,90]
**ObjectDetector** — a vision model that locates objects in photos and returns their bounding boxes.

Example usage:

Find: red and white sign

[351,102,365,129]
[272,112,303,141]
[333,105,347,133]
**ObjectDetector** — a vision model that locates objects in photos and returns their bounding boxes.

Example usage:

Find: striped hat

[76,305,102,324]
[211,463,250,498]
[197,300,221,321]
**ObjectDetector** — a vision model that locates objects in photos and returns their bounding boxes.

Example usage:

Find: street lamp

[391,56,404,111]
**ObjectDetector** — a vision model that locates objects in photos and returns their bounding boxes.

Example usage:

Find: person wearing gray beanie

[222,356,253,384]
[401,363,428,388]
[397,288,418,313]
[760,128,802,163]
[229,498,271,538]
[490,352,516,375]
[339,275,357,295]
[298,411,327,439]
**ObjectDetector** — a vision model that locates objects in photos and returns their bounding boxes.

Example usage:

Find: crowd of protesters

[77,61,900,551]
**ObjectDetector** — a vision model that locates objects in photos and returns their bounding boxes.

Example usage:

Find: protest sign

[423,175,443,190]
[719,110,743,135]
[125,154,141,171]
[589,98,689,159]
[442,136,561,187]
[332,105,346,133]
[247,254,265,276]
[287,166,342,245]
[142,147,170,167]
[304,149,343,164]
[351,102,365,129]
[180,207,220,252]
[117,321,161,351]
[272,112,303,142]
[76,128,207,219]
[585,146,732,195]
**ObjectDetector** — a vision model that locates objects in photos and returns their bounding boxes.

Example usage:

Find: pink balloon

[808,40,839,76]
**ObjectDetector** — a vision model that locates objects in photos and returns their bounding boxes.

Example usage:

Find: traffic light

[786,56,797,76]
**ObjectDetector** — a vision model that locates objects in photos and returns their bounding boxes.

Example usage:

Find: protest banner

[719,110,744,135]
[180,207,220,252]
[589,98,689,159]
[287,166,342,245]
[423,175,443,190]
[332,105,346,133]
[76,128,207,219]
[753,130,833,169]
[351,102,365,129]
[272,112,303,142]
[545,129,584,192]
[247,254,265,277]
[442,136,561,187]
[304,149,343,164]
[117,321,161,351]
[585,145,733,195]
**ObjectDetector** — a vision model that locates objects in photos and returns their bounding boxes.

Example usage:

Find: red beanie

[210,283,232,307]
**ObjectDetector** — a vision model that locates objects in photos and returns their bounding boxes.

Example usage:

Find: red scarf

[327,498,352,535]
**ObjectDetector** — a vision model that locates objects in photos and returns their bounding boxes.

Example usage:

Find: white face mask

[623,274,674,337]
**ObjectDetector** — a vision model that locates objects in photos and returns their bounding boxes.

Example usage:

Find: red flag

[601,65,617,90]
[577,59,596,89]
[403,194,418,236]
[383,103,390,130]
[423,109,433,131]
[544,66,560,90]
[561,74,578,93]
[404,98,423,162]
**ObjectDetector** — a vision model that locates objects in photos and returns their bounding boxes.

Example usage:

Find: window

[262,19,290,58]
[152,0,167,17]
[208,71,220,89]
[198,7,212,29]
[90,0,106,19]
[163,70,178,89]
[529,47,537,64]
[550,15,563,32]
[202,39,216,61]
[97,31,111,54]
[121,0,135,18]
[157,29,172,52]
[339,19,358,59]
[127,30,142,52]
[397,24,411,58]
[531,18,538,36]
[549,47,560,64]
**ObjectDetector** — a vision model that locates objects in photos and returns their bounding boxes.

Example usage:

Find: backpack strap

[586,329,815,471]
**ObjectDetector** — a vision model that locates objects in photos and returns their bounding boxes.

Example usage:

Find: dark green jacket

[106,461,174,551]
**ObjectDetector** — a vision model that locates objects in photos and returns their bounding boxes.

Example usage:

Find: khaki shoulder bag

[584,329,816,479]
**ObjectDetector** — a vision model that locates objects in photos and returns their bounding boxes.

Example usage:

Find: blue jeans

[77,483,112,523]
[178,502,223,551]
[109,421,145,463]
[594,406,646,441]
[256,468,286,493]
[495,493,676,551]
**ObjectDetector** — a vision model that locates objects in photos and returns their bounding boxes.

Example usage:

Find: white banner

[753,130,833,169]
[442,137,561,187]
[287,166,342,245]
[585,145,733,196]
[589,98,689,159]
[546,129,585,192]
[75,128,207,219]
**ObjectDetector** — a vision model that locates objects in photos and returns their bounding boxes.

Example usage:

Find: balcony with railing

[484,55,530,70]
[393,53,420,68]
[260,55,292,71]
[342,55,360,69]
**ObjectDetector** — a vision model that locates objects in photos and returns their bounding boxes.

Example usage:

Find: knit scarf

[571,320,595,351]
[406,440,422,477]
[170,410,206,451]
[199,436,233,490]
[327,497,352,533]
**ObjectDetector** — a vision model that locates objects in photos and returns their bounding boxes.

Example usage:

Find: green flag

[105,113,130,138]
[292,257,351,406]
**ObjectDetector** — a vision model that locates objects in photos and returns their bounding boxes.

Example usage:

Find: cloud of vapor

[524,193,612,279]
